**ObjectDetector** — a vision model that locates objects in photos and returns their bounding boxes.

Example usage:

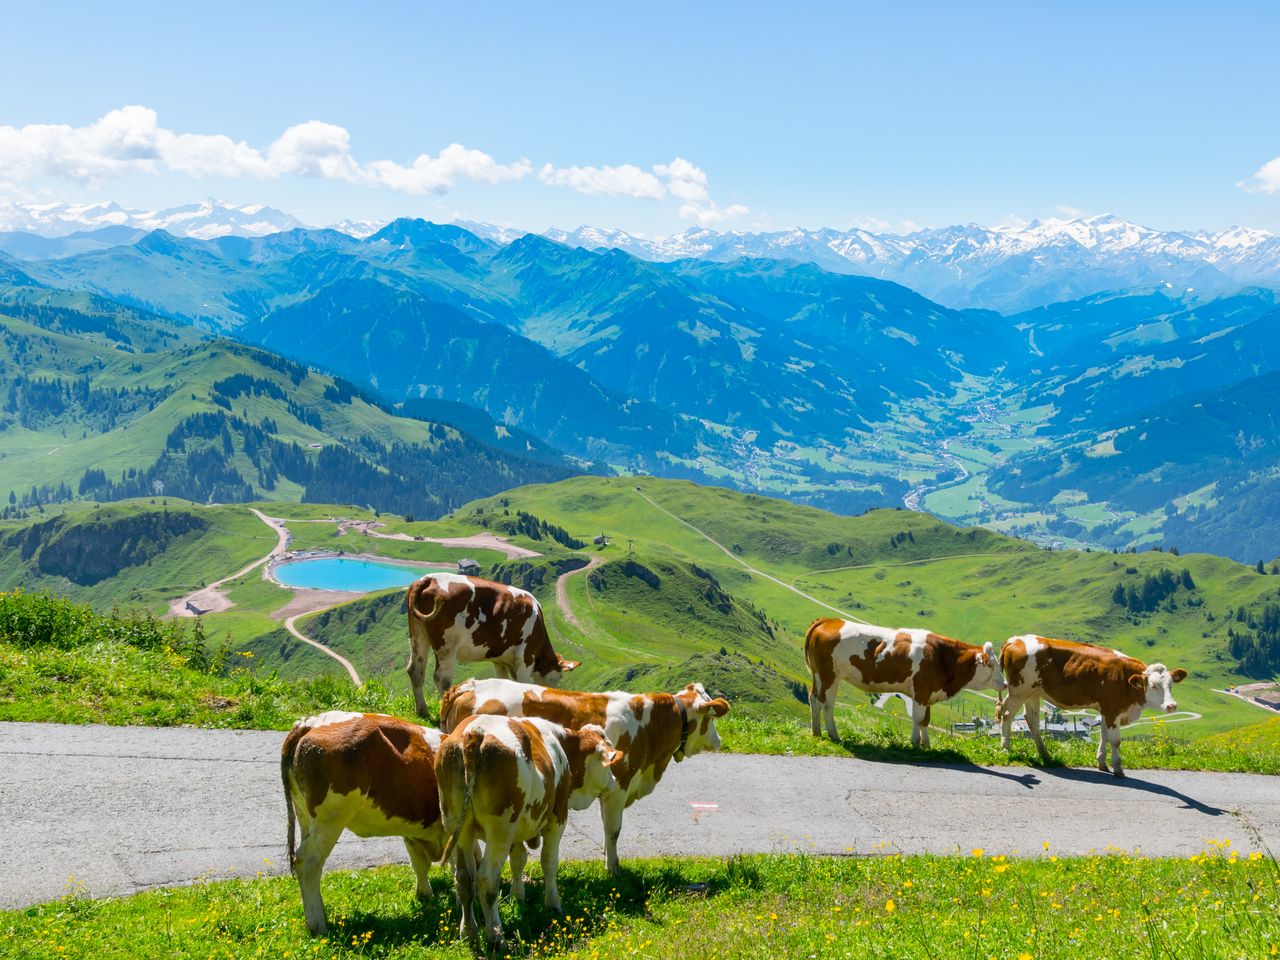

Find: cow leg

[294,822,341,936]
[453,841,479,940]
[540,821,567,914]
[998,692,1021,750]
[1095,717,1110,773]
[601,792,626,876]
[432,650,457,698]
[507,839,528,903]
[809,672,824,736]
[403,838,434,901]
[815,677,839,741]
[1109,725,1125,778]
[910,701,931,749]
[1024,698,1049,760]
[493,661,514,681]
[478,829,513,947]
[407,643,430,717]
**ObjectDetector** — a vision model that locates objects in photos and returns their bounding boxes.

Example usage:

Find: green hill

[0,296,576,518]
[5,476,1277,751]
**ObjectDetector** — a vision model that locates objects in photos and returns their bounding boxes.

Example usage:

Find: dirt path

[4,720,1278,909]
[167,509,289,618]
[282,610,362,687]
[634,488,869,624]
[556,555,603,629]
[340,521,541,559]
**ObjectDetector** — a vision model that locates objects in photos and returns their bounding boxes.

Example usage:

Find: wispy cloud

[541,155,748,224]
[1239,155,1280,194]
[0,107,747,221]
[0,106,530,193]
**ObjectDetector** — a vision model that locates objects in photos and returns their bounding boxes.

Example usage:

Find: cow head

[1130,663,1187,713]
[966,641,1006,694]
[570,723,627,805]
[534,655,582,688]
[674,682,732,758]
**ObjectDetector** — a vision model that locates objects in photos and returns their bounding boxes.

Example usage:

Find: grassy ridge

[4,849,1275,959]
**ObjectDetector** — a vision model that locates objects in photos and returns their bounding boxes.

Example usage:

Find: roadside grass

[719,708,1280,776]
[4,849,1276,959]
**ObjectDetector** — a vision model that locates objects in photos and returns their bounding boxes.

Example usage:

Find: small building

[593,532,610,546]
[458,558,481,576]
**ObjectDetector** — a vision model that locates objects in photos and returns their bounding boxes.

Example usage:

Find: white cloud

[0,106,529,195]
[0,107,748,223]
[369,144,531,195]
[537,162,665,199]
[540,154,747,223]
[1239,156,1280,194]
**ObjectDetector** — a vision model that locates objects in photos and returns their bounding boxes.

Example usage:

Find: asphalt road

[3,721,1278,909]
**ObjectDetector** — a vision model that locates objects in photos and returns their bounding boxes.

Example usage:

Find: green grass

[718,707,1280,775]
[3,849,1275,959]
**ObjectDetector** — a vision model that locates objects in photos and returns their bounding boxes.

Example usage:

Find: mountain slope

[241,277,704,468]
[0,295,576,517]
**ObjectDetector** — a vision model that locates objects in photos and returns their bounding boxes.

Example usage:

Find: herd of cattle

[280,572,1188,945]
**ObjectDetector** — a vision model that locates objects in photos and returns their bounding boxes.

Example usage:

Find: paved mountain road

[3,722,1277,909]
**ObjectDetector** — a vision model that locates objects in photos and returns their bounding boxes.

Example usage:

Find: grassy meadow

[2,476,1278,771]
[3,848,1276,959]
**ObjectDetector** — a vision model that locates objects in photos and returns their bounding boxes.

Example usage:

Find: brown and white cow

[997,634,1187,777]
[436,714,624,947]
[440,677,731,875]
[281,711,447,935]
[405,572,581,716]
[805,619,1005,747]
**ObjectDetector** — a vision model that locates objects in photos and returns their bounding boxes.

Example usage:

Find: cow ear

[1128,674,1146,690]
[982,641,994,659]
[707,697,731,717]
[1170,668,1187,683]
[560,659,582,672]
[605,748,626,768]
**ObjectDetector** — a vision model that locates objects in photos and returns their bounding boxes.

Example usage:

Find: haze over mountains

[4,198,1280,313]
[2,198,1279,561]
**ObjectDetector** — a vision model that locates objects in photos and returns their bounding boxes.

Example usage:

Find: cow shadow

[829,737,1042,789]
[1035,765,1227,815]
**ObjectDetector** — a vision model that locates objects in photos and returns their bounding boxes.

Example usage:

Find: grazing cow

[436,715,624,946]
[405,573,581,715]
[281,711,446,935]
[441,678,731,875]
[997,635,1187,777]
[805,619,1005,747]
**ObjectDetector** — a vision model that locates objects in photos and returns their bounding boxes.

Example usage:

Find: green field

[3,477,1278,765]
[4,849,1275,960]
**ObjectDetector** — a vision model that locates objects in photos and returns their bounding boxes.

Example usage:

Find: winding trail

[634,488,869,624]
[2,721,1277,909]
[167,509,289,618]
[555,555,603,629]
[282,610,362,687]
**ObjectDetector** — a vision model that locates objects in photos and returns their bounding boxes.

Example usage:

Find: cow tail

[438,726,481,866]
[280,728,301,873]
[803,619,825,687]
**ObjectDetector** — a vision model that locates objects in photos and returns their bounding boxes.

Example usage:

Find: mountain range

[3,199,1279,313]
[2,208,1279,560]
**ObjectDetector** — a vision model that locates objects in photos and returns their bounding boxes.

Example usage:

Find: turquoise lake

[273,557,427,592]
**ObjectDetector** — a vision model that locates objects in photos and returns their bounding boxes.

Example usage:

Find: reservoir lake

[273,557,430,592]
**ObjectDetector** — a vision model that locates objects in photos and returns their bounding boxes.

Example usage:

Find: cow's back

[287,713,443,829]
[1003,635,1144,713]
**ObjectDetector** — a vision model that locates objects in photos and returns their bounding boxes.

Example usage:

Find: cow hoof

[1112,768,1125,779]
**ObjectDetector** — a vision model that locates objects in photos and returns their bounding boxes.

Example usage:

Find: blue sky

[3,1,1279,235]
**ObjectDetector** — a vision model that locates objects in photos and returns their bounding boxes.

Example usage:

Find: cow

[436,714,624,946]
[440,678,731,875]
[280,711,446,936]
[804,619,1005,747]
[405,572,581,716]
[997,635,1187,777]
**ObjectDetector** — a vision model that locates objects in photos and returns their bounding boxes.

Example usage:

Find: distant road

[2,722,1276,909]
[634,488,869,623]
